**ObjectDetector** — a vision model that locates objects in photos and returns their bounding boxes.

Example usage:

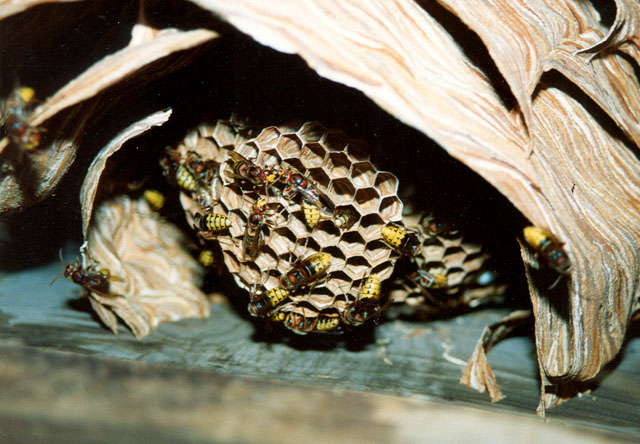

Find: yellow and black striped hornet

[523,226,571,275]
[160,149,218,195]
[409,268,448,289]
[225,150,278,189]
[198,249,215,268]
[343,274,389,326]
[284,311,342,334]
[184,151,218,185]
[302,199,321,229]
[193,210,231,239]
[333,207,356,230]
[278,169,333,228]
[160,148,194,192]
[142,189,166,212]
[248,286,290,317]
[381,223,422,257]
[1,86,45,150]
[302,196,348,229]
[279,252,331,291]
[243,199,282,260]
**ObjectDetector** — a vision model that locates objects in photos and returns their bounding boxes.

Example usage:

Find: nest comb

[387,212,507,317]
[168,118,403,333]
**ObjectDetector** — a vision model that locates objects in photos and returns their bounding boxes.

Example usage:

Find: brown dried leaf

[0,0,82,20]
[83,195,210,339]
[194,0,640,393]
[460,310,531,403]
[80,108,172,239]
[29,27,217,126]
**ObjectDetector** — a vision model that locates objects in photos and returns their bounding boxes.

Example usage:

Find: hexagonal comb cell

[276,135,303,159]
[345,256,371,281]
[354,188,381,214]
[363,240,390,265]
[379,196,403,222]
[253,127,281,150]
[237,143,259,161]
[375,172,399,197]
[328,178,356,205]
[351,162,377,188]
[359,213,384,242]
[308,168,331,189]
[257,149,282,170]
[300,143,327,169]
[339,231,366,256]
[297,122,326,142]
[314,221,340,246]
[169,119,404,332]
[325,152,351,178]
[322,129,349,152]
[212,120,238,147]
[345,139,370,162]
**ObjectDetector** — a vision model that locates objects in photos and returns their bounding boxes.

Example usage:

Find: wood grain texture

[436,0,640,150]
[0,344,635,444]
[191,0,640,393]
[1,258,640,440]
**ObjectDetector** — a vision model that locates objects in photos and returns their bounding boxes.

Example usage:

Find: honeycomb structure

[386,212,506,317]
[166,119,403,333]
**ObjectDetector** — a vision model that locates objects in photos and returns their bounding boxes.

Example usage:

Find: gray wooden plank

[0,344,636,444]
[1,257,639,439]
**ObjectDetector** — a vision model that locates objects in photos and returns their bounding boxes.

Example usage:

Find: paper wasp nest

[169,119,403,333]
[387,212,507,316]
[166,118,505,333]
[83,194,210,339]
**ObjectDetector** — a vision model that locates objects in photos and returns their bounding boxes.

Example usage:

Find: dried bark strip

[436,0,640,156]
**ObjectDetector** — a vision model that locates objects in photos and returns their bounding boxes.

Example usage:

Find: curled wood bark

[193,0,640,398]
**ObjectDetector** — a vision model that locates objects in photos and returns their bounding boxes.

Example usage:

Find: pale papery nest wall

[84,194,210,339]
